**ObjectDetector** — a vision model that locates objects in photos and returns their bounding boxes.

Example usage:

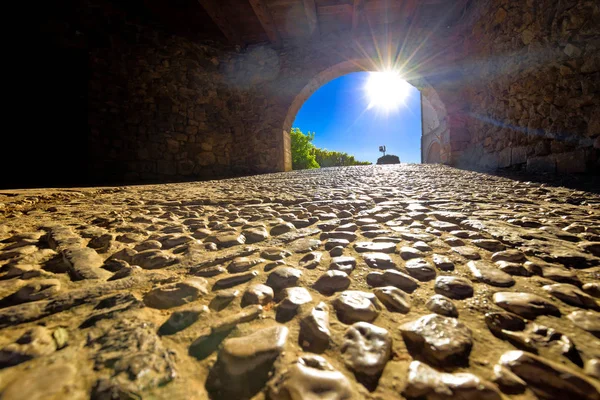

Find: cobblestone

[0,164,599,398]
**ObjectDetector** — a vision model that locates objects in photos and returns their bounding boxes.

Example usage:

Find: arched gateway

[30,0,595,189]
[280,59,451,169]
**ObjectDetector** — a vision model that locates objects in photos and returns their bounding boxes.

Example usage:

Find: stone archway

[281,59,450,170]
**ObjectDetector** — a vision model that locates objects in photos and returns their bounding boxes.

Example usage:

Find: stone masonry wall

[85,1,286,183]
[458,0,600,173]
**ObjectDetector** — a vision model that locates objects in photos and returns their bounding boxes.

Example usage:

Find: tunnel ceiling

[138,0,470,46]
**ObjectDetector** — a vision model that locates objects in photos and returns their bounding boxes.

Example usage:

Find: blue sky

[292,71,422,164]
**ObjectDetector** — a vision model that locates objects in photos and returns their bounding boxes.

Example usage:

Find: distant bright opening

[292,71,422,164]
[366,71,412,112]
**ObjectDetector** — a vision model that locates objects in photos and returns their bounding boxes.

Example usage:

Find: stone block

[555,150,586,174]
[166,139,179,153]
[527,156,556,173]
[157,160,177,175]
[564,44,582,58]
[511,147,527,165]
[178,160,195,175]
[550,140,575,154]
[498,148,511,168]
[197,152,217,166]
[479,153,498,170]
[534,141,550,156]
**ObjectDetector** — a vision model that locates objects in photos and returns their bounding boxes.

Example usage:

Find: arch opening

[281,59,451,171]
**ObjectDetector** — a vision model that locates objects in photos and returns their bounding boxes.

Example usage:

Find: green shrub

[290,128,371,170]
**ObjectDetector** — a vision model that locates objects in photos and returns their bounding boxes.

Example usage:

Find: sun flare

[366,71,412,111]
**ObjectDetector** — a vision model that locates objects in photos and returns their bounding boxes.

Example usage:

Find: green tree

[290,128,320,169]
[314,148,371,167]
[290,127,372,169]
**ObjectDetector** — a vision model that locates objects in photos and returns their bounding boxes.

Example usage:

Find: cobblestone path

[0,164,599,399]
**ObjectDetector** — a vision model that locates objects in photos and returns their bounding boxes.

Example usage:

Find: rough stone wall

[85,2,288,183]
[89,34,234,182]
[458,0,600,173]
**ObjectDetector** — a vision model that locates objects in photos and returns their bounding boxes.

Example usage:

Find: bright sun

[366,71,412,111]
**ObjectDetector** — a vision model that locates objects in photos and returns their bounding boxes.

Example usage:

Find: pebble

[242,227,269,243]
[299,302,331,352]
[261,247,292,261]
[268,354,352,400]
[585,359,600,380]
[405,258,436,281]
[366,269,419,292]
[227,256,264,273]
[207,325,289,399]
[492,249,526,263]
[404,361,502,400]
[435,276,474,299]
[341,321,392,381]
[325,238,350,250]
[500,350,600,400]
[298,251,322,269]
[373,286,411,313]
[336,222,357,232]
[193,265,226,277]
[363,252,396,269]
[400,314,473,366]
[268,223,294,236]
[132,249,177,269]
[354,241,396,253]
[210,289,239,310]
[134,239,162,252]
[525,260,581,285]
[468,260,515,287]
[568,310,600,334]
[277,287,312,320]
[432,254,454,271]
[493,292,560,319]
[428,220,459,231]
[333,290,381,324]
[399,246,423,260]
[493,364,527,394]
[583,283,600,298]
[205,233,246,248]
[144,278,208,309]
[213,270,258,290]
[451,246,481,260]
[323,231,356,242]
[472,239,505,252]
[494,260,529,276]
[241,283,274,307]
[329,256,356,274]
[444,237,465,246]
[426,294,458,317]
[329,246,344,256]
[543,283,600,310]
[289,238,321,253]
[313,270,351,295]
[266,267,302,291]
[62,247,111,280]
